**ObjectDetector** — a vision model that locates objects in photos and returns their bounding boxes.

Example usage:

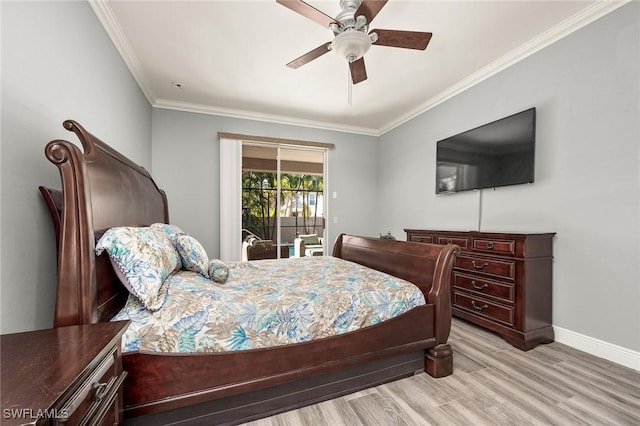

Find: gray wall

[1,0,636,359]
[151,109,379,259]
[0,1,152,333]
[378,3,640,351]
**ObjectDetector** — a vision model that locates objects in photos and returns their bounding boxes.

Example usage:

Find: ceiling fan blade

[349,58,367,84]
[276,0,337,28]
[371,29,433,50]
[286,42,332,69]
[355,0,388,25]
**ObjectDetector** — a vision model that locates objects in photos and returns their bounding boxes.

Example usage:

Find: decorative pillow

[175,235,209,278]
[300,234,320,245]
[208,259,230,284]
[150,222,186,242]
[95,226,181,311]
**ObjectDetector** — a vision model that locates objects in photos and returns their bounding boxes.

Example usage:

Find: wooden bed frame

[41,120,459,425]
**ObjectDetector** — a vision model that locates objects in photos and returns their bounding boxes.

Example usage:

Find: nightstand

[1,321,129,425]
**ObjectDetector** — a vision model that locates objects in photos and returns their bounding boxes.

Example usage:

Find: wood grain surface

[243,318,640,425]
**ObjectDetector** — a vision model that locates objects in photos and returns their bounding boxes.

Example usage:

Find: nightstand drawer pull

[486,242,494,249]
[471,301,488,310]
[93,382,109,402]
[60,347,116,420]
[471,281,488,290]
[472,261,489,270]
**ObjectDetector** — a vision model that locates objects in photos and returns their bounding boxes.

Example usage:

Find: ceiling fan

[277,0,433,84]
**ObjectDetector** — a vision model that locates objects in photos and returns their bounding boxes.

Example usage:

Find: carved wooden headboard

[44,120,169,327]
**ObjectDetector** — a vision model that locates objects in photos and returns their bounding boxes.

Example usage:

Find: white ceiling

[91,0,626,136]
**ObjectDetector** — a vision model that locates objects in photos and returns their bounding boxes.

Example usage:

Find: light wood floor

[243,318,640,426]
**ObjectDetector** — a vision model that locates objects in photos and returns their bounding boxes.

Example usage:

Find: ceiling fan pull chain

[348,67,353,106]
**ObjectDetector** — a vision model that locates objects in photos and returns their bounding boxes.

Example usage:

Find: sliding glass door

[241,143,325,260]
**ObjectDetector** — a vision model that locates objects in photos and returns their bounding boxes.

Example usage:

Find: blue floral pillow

[208,259,230,284]
[150,222,186,241]
[95,226,181,311]
[175,235,209,278]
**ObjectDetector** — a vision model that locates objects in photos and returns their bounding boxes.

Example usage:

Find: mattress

[112,256,426,353]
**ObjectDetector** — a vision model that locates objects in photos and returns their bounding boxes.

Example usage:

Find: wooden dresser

[1,321,128,425]
[405,229,555,350]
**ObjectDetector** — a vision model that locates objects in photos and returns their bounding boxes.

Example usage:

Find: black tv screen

[436,107,536,194]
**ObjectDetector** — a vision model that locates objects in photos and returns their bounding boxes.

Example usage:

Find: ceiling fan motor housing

[335,0,362,29]
[331,0,374,62]
[331,30,372,62]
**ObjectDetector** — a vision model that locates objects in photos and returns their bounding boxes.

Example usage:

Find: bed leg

[425,344,453,378]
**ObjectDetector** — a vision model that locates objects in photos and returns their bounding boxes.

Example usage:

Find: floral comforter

[112,256,426,353]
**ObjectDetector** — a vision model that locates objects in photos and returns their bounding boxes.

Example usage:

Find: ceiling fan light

[331,30,372,62]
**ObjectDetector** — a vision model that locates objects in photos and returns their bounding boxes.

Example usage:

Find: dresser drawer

[453,292,515,326]
[455,254,516,281]
[453,272,514,303]
[436,235,469,249]
[57,346,121,425]
[472,237,517,255]
[409,234,435,243]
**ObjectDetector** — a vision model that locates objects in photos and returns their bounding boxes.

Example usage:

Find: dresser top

[404,229,556,238]
[1,321,128,425]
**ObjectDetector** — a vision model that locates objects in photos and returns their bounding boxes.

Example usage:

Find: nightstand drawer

[455,254,516,281]
[90,373,127,426]
[1,321,128,426]
[472,237,516,255]
[59,346,120,425]
[453,272,514,303]
[453,292,514,326]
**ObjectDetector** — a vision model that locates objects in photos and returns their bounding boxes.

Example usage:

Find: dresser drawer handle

[447,239,453,244]
[92,382,109,402]
[471,281,488,290]
[472,261,489,270]
[486,242,494,249]
[471,301,488,311]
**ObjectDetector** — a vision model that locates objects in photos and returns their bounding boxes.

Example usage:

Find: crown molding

[90,0,377,136]
[88,0,156,105]
[90,0,628,138]
[377,0,630,135]
[153,99,380,136]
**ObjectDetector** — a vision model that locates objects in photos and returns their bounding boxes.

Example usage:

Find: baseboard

[553,326,640,371]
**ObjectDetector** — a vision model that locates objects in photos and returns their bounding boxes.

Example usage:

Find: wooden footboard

[333,234,459,377]
[123,306,435,418]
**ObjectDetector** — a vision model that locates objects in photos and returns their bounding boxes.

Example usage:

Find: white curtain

[219,138,242,262]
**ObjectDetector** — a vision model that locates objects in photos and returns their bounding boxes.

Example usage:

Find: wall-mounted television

[436,107,536,194]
